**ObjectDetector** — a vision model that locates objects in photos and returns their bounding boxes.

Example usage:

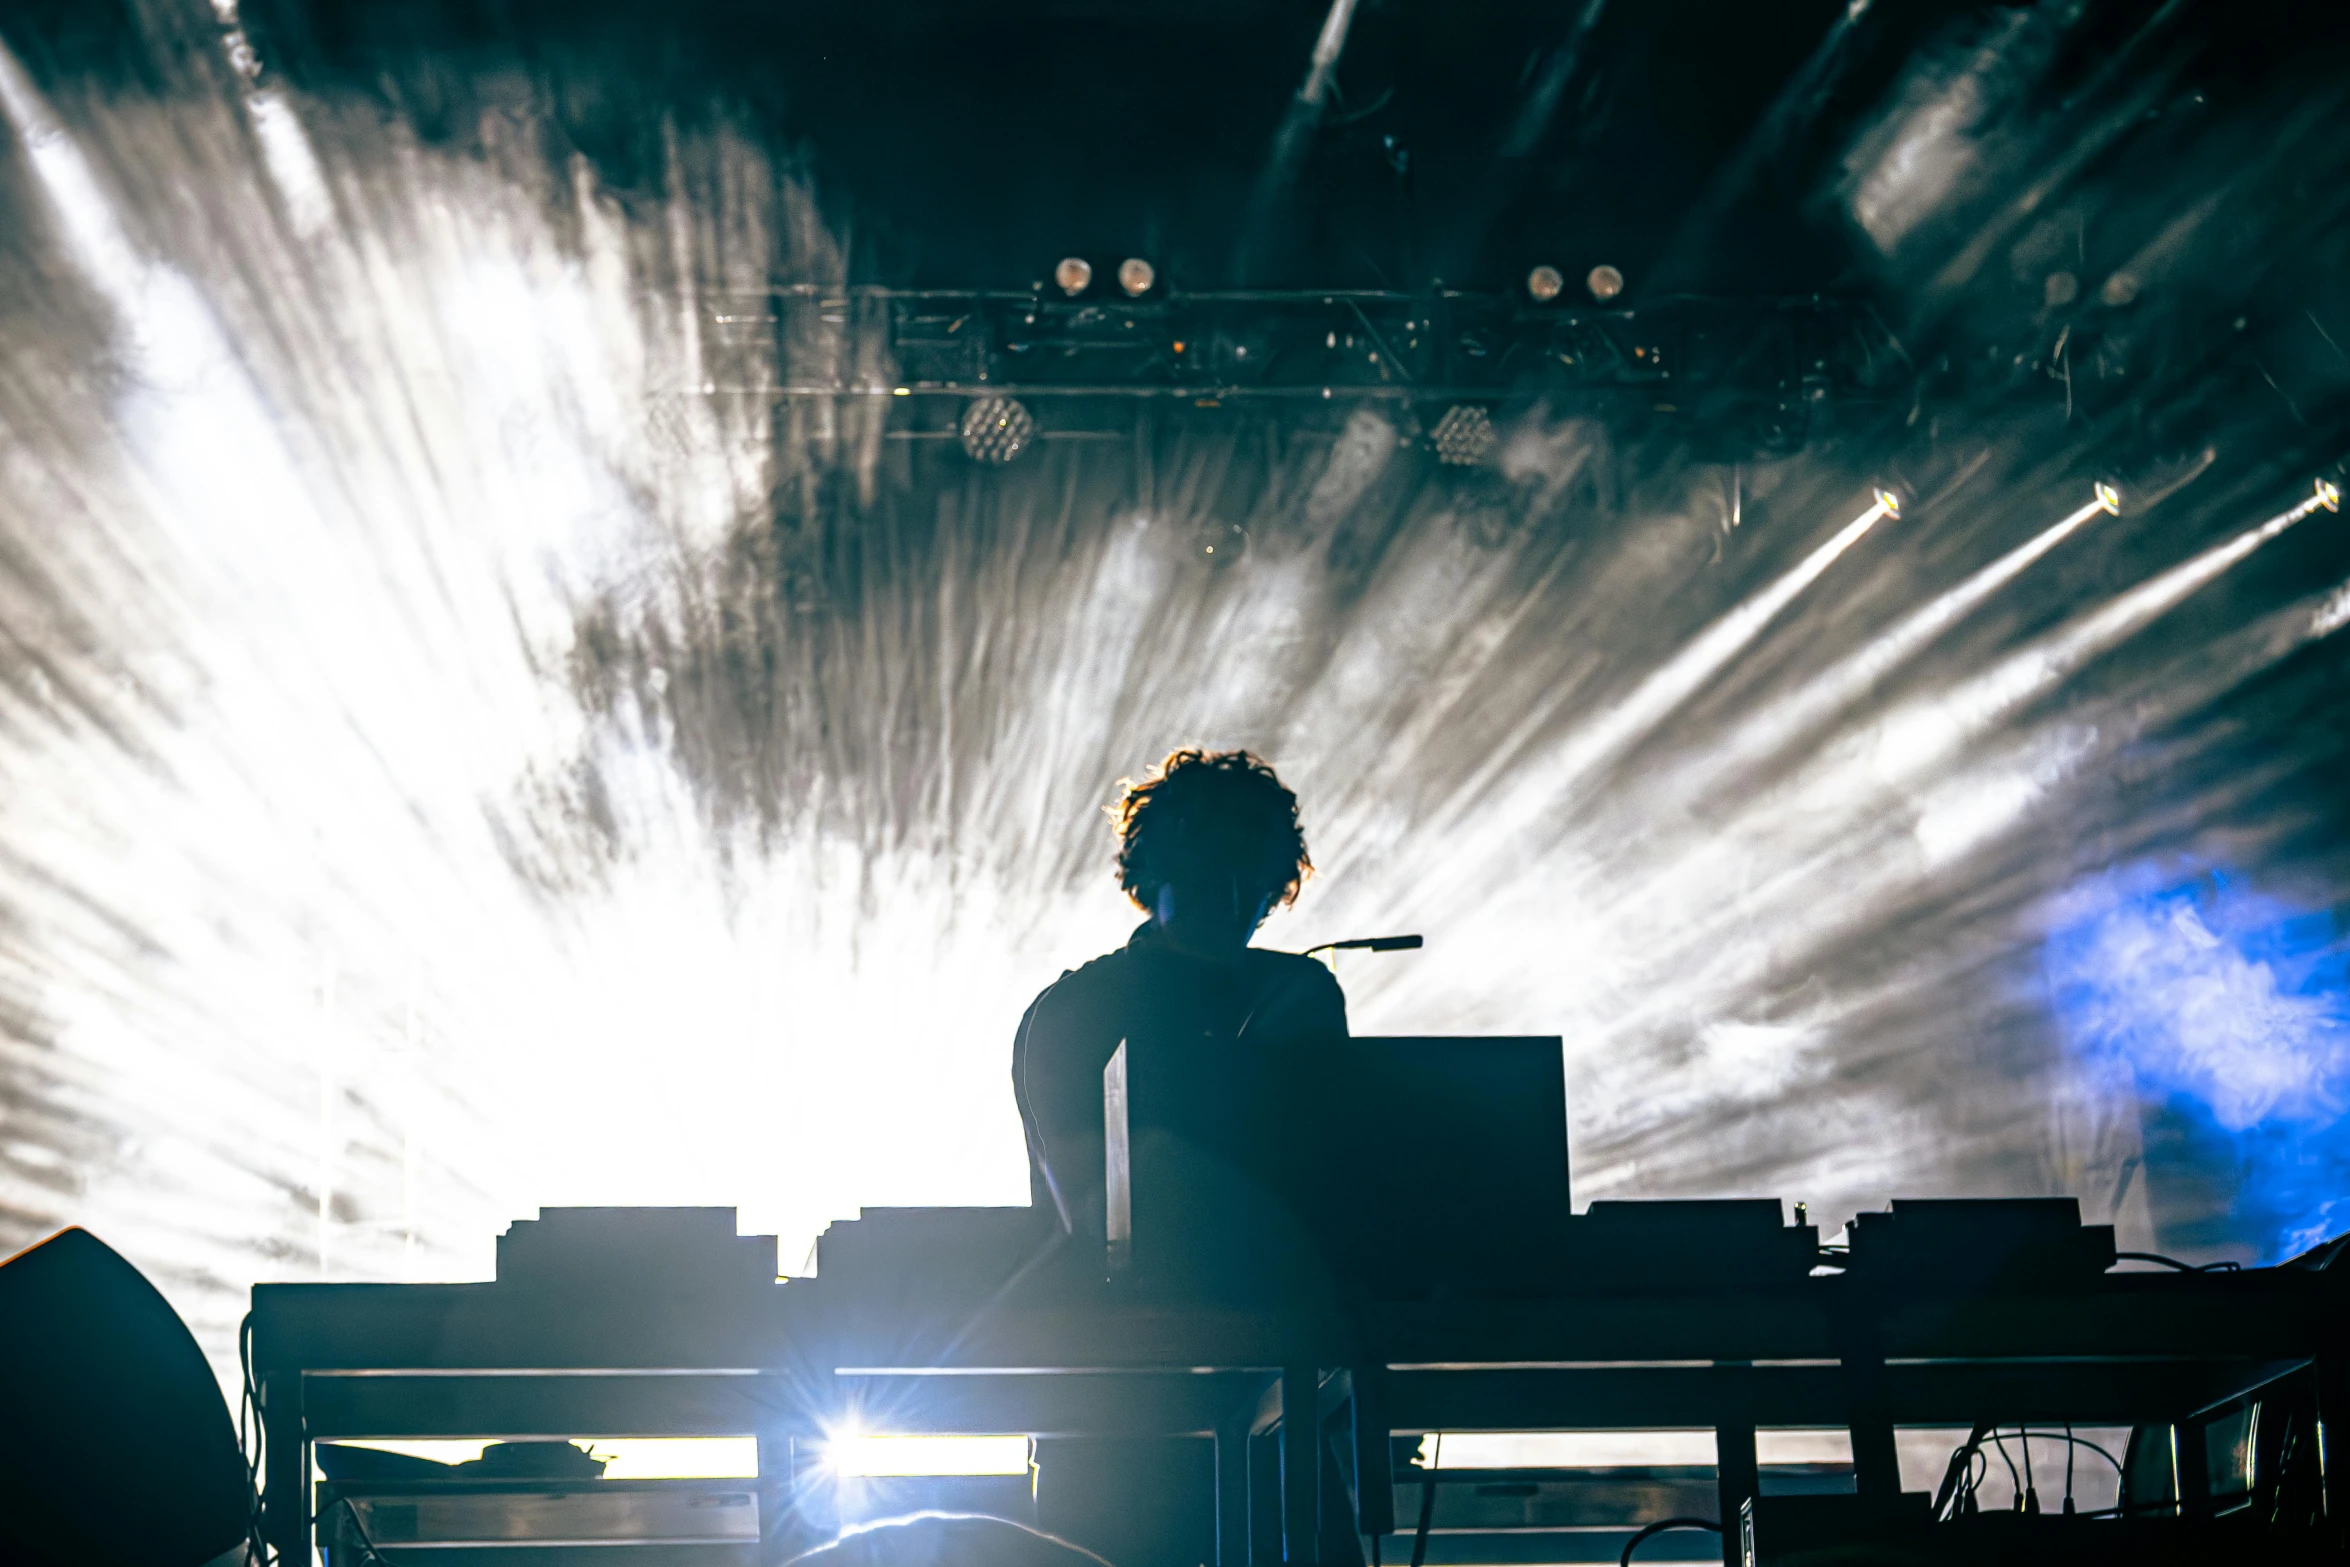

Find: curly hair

[1107,748,1313,912]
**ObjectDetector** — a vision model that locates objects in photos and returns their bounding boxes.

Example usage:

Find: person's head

[1109,748,1312,957]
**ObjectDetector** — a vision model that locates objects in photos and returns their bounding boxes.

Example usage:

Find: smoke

[0,1,2342,1385]
[2045,868,2350,1260]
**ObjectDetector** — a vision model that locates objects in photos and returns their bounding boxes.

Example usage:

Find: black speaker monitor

[0,1228,249,1567]
[1104,1033,1570,1298]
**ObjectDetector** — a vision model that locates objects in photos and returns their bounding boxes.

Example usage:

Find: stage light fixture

[1526,264,1564,302]
[1195,517,1248,563]
[2100,272,2141,307]
[1587,264,1625,302]
[2316,478,2340,513]
[958,397,1035,465]
[1053,257,1091,297]
[2095,481,2122,515]
[1875,488,1902,519]
[2044,271,2079,308]
[1118,257,1156,296]
[1431,404,1496,466]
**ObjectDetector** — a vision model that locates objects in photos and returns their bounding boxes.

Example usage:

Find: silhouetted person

[1013,748,1347,1235]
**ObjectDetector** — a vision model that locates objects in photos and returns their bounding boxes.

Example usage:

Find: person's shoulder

[1248,945,1335,974]
[1026,944,1135,1016]
[1246,947,1344,993]
[1242,946,1348,1035]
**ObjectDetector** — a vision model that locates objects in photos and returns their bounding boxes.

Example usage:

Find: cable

[1986,1429,2022,1504]
[1407,1471,1435,1567]
[1965,1448,1989,1514]
[1408,1433,1440,1567]
[239,1311,273,1566]
[2012,1431,2124,1475]
[1938,1427,2125,1520]
[1932,1421,1993,1520]
[1620,1517,1722,1565]
[2063,1421,2076,1515]
[2114,1251,2243,1272]
[334,1497,398,1567]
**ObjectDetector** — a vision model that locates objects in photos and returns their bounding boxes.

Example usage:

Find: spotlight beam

[1231,0,1363,284]
[1858,481,2342,791]
[0,48,143,298]
[1498,0,1610,159]
[1454,481,2345,1075]
[1297,0,1364,109]
[1432,0,1610,281]
[1702,489,2117,789]
[1434,492,1896,844]
[1655,1,1877,278]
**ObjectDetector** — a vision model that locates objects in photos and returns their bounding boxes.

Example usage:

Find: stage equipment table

[250,1205,2347,1567]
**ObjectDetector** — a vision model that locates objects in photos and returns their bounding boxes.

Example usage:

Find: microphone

[1303,934,1424,955]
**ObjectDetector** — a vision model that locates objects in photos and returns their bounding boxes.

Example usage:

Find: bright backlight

[1412,1429,1852,1469]
[319,1438,759,1478]
[831,1434,1032,1477]
[1417,1430,1717,1468]
[597,1438,759,1478]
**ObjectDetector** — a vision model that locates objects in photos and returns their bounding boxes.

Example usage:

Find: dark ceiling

[234,0,1856,293]
[0,1,2144,290]
[7,1,2338,318]
[6,0,2344,452]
